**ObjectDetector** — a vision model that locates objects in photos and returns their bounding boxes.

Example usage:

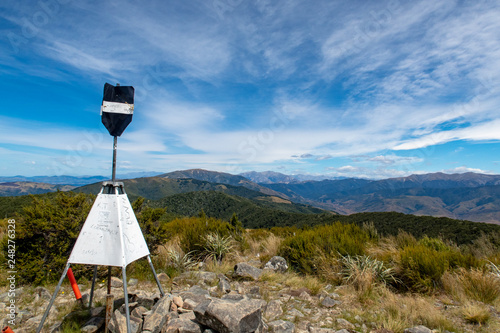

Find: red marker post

[3,326,15,333]
[67,268,82,301]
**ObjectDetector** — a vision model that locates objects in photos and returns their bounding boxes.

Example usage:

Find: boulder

[194,297,263,333]
[264,300,283,321]
[80,317,105,333]
[233,263,263,281]
[137,296,156,310]
[109,309,140,333]
[151,294,173,316]
[218,274,231,294]
[268,320,295,333]
[321,296,340,308]
[335,318,355,330]
[111,277,123,288]
[173,296,184,308]
[164,318,203,333]
[264,256,288,273]
[34,286,52,301]
[404,326,433,333]
[131,306,148,320]
[142,312,168,333]
[180,285,211,306]
[128,278,139,287]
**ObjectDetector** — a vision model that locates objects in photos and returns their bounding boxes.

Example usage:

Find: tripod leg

[36,263,71,333]
[147,255,165,297]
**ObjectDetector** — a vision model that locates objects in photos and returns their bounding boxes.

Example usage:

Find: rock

[173,296,184,308]
[183,299,199,310]
[194,298,263,333]
[164,318,203,333]
[152,294,173,315]
[81,316,105,333]
[108,310,122,333]
[131,306,148,320]
[111,277,123,288]
[218,275,231,294]
[90,306,106,317]
[128,278,139,287]
[404,326,433,333]
[249,286,260,295]
[35,286,52,301]
[222,294,246,301]
[158,272,170,282]
[233,262,263,281]
[308,328,336,333]
[264,256,288,273]
[287,308,304,318]
[142,312,168,333]
[299,291,313,302]
[335,330,351,333]
[264,300,283,321]
[268,320,295,333]
[193,271,218,284]
[180,286,211,306]
[137,296,156,310]
[49,322,63,333]
[179,311,197,321]
[321,296,340,308]
[24,314,42,330]
[336,318,355,330]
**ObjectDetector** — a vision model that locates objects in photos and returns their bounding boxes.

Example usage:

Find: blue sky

[1,0,500,179]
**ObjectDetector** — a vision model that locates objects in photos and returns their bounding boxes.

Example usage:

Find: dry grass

[461,302,491,325]
[379,291,454,333]
[313,251,342,284]
[443,268,500,304]
[203,257,236,275]
[260,271,323,295]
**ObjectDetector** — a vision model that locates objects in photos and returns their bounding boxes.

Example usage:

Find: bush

[396,235,481,293]
[398,244,450,292]
[278,222,370,275]
[4,192,93,285]
[133,198,168,254]
[164,217,236,258]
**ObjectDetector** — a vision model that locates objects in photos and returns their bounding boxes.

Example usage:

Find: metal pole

[122,266,132,333]
[112,136,117,183]
[89,265,98,308]
[37,263,71,333]
[147,255,165,297]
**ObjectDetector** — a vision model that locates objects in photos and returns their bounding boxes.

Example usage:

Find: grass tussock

[443,268,500,304]
[260,271,323,295]
[379,292,454,333]
[461,302,491,325]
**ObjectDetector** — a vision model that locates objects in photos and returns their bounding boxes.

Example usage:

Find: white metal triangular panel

[68,192,150,267]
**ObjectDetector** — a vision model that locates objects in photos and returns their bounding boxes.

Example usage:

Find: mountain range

[2,169,500,224]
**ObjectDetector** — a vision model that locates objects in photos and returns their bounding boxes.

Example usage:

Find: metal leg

[89,265,98,308]
[122,266,132,333]
[37,263,71,333]
[147,255,165,297]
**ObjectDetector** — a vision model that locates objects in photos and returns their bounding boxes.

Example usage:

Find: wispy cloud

[1,0,500,177]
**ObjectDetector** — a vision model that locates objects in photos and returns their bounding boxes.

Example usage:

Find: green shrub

[4,192,94,285]
[164,217,236,257]
[398,244,449,292]
[133,198,168,254]
[278,222,370,275]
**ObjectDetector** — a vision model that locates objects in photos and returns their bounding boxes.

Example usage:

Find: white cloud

[443,166,492,174]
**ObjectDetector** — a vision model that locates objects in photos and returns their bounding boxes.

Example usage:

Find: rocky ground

[0,256,493,333]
